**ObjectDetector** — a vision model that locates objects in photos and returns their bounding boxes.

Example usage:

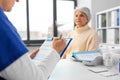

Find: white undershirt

[0,49,60,80]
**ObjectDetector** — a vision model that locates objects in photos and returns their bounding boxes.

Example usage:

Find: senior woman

[62,7,99,59]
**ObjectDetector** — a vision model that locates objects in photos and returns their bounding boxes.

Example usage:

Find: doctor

[0,0,66,80]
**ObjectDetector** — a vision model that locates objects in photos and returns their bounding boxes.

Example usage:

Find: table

[48,59,119,80]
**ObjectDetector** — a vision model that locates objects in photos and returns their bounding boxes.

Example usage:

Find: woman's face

[74,10,88,27]
[0,0,19,12]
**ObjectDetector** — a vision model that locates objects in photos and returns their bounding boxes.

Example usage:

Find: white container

[103,52,113,69]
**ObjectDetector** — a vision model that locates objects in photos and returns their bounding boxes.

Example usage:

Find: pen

[51,34,62,40]
[59,34,62,39]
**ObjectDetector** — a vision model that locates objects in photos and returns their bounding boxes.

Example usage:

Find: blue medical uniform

[0,7,28,72]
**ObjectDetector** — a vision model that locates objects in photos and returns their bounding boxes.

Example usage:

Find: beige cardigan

[63,25,99,58]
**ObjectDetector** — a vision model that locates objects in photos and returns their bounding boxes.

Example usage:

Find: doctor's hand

[52,37,66,54]
[29,48,39,59]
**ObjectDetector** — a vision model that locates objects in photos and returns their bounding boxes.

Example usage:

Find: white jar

[103,52,113,69]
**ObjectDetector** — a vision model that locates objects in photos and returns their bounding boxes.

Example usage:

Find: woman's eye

[75,14,84,17]
[75,15,78,17]
[80,14,84,17]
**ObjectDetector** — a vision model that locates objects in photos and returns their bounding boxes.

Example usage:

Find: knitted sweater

[63,25,99,58]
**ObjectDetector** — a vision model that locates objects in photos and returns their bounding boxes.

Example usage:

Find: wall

[91,0,120,29]
[77,0,91,8]
[77,0,120,29]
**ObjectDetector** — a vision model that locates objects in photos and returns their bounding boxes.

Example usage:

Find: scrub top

[0,7,28,72]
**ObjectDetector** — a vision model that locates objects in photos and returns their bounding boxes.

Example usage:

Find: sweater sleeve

[0,49,60,80]
[88,32,99,51]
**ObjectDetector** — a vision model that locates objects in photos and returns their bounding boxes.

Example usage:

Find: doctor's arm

[0,38,66,80]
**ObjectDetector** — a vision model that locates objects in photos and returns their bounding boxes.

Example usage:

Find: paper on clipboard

[87,65,108,73]
[98,70,118,77]
[33,38,72,62]
[33,38,53,61]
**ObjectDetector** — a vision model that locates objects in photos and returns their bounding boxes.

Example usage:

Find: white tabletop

[48,59,120,80]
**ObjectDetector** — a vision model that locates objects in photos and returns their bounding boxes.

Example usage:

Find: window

[5,0,27,40]
[5,0,76,45]
[29,0,53,40]
[57,0,75,37]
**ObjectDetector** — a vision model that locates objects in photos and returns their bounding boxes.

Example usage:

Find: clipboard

[33,38,72,61]
[60,38,72,57]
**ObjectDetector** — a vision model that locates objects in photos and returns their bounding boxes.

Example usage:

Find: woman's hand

[29,48,39,59]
